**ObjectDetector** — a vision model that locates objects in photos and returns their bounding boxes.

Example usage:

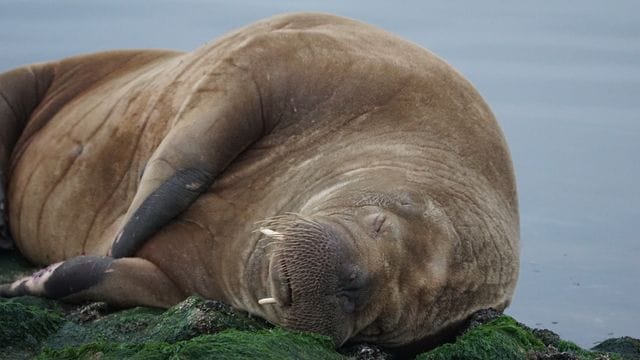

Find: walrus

[0,13,519,348]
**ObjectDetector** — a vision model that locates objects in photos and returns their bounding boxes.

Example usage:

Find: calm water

[1,0,638,348]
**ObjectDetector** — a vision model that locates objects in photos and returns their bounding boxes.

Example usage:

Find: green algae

[1,249,638,359]
[416,316,545,360]
[593,337,640,360]
[43,296,270,350]
[0,297,65,359]
[145,296,270,343]
[0,250,36,284]
[0,295,273,359]
[44,306,164,350]
[416,316,625,360]
[530,327,626,359]
[38,329,342,360]
[0,294,636,359]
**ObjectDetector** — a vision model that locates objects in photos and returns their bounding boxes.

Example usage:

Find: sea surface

[1,0,638,348]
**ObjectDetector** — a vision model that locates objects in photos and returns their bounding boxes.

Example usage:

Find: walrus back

[0,64,54,181]
[1,50,180,264]
[0,63,55,250]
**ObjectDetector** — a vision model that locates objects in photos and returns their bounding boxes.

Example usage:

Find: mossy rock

[528,328,618,360]
[1,249,638,359]
[592,337,640,360]
[0,250,37,283]
[416,316,627,360]
[0,294,275,359]
[145,296,271,342]
[0,298,65,359]
[38,329,342,360]
[44,295,272,350]
[0,296,637,360]
[416,316,545,360]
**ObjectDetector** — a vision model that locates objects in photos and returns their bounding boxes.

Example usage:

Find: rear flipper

[0,256,185,308]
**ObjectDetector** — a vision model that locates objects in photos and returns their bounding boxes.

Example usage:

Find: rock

[1,248,637,359]
[340,343,391,360]
[46,295,272,349]
[463,308,504,330]
[66,301,112,323]
[593,337,640,360]
[38,329,343,360]
[0,297,64,359]
[415,316,545,360]
[0,249,36,284]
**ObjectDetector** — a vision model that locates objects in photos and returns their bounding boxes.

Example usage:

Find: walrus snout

[258,214,371,344]
[267,234,371,313]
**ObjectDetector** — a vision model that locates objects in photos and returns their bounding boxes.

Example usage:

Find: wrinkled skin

[0,13,519,348]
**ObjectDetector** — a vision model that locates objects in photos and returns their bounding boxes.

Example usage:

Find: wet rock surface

[1,250,637,359]
[341,343,391,360]
[592,337,640,360]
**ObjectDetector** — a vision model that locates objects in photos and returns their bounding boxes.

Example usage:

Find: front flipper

[0,256,184,308]
[110,167,213,257]
[111,71,264,258]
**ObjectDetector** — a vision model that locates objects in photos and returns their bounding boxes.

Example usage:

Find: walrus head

[246,189,472,347]
[257,214,366,344]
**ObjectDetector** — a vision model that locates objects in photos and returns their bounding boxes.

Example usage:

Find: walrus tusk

[259,228,284,239]
[258,297,278,305]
